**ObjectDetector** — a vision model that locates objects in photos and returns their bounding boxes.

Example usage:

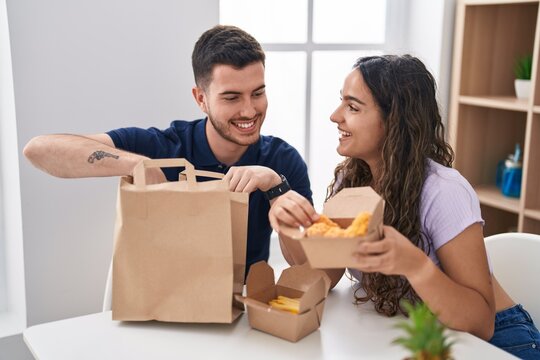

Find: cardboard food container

[282,186,384,269]
[236,261,331,342]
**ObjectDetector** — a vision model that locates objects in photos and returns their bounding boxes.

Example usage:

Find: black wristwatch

[264,174,291,201]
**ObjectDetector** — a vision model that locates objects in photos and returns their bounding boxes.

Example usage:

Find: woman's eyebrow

[343,95,366,106]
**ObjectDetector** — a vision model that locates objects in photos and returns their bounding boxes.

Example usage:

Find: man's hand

[223,166,281,193]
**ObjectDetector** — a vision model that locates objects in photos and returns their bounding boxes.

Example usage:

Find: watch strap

[264,174,291,201]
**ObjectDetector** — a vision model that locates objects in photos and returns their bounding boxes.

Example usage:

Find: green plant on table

[392,301,454,360]
[514,54,533,80]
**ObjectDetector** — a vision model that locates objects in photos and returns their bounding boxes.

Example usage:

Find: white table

[23,277,514,360]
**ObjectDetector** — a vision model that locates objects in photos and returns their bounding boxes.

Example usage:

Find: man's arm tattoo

[88,150,119,164]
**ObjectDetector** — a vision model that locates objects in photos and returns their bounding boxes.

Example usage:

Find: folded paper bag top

[280,186,384,269]
[236,261,331,342]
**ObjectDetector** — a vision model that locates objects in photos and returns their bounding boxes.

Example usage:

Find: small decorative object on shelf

[496,154,513,189]
[514,54,532,99]
[501,143,523,198]
[393,301,454,360]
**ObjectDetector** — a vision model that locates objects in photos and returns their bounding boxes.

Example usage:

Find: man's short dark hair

[192,25,265,90]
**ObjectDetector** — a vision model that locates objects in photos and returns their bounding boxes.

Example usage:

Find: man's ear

[192,86,208,113]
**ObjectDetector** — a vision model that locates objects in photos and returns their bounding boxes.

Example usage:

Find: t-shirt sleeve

[422,173,485,252]
[107,126,181,159]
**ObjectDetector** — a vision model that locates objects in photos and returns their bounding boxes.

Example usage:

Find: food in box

[281,187,384,269]
[236,261,331,342]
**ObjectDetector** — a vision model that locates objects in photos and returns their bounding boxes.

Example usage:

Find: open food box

[282,186,384,268]
[236,261,331,342]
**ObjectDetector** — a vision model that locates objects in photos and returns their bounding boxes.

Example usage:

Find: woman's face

[330,69,385,165]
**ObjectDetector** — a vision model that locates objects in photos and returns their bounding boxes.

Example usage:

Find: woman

[269,55,540,359]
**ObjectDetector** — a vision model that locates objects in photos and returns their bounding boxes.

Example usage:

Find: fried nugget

[324,227,348,237]
[305,214,339,236]
[305,212,371,237]
[344,212,371,237]
[316,214,339,227]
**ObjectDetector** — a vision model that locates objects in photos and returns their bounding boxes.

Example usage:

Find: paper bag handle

[179,169,224,181]
[133,158,196,186]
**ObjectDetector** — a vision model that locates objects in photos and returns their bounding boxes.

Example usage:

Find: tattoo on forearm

[87,150,119,164]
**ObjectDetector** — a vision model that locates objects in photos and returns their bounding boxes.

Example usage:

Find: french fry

[277,295,299,304]
[268,295,301,314]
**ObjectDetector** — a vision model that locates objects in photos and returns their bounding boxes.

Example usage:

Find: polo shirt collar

[194,118,260,167]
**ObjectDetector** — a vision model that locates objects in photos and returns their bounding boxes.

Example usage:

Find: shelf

[524,115,540,211]
[523,216,540,233]
[474,184,521,213]
[451,0,539,234]
[458,96,528,111]
[524,208,540,220]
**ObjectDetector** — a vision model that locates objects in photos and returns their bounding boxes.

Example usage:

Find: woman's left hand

[352,225,428,277]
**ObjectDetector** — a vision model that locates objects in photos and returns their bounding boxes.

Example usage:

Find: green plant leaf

[392,300,455,359]
[514,54,533,80]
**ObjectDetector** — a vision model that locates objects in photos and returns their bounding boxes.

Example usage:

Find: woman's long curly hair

[327,55,454,316]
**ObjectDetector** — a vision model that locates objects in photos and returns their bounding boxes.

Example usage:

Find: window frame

[259,0,407,165]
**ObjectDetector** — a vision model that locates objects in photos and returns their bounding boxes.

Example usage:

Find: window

[220,0,405,209]
[0,0,26,338]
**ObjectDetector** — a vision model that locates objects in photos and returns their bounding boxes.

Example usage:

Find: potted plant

[514,54,532,99]
[393,301,454,360]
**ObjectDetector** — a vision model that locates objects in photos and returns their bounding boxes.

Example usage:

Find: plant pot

[514,79,531,99]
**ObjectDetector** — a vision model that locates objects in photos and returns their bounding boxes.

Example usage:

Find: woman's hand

[268,190,318,233]
[351,225,429,278]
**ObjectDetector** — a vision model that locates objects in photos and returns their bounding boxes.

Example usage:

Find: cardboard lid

[277,263,331,296]
[278,225,304,239]
[296,276,327,313]
[246,261,275,297]
[323,187,384,234]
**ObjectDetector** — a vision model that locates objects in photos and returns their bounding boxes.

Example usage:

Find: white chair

[102,262,113,311]
[484,232,540,324]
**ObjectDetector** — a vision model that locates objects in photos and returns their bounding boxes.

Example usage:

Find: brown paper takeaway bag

[112,158,248,323]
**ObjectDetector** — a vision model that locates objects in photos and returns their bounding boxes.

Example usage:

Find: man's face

[195,62,267,146]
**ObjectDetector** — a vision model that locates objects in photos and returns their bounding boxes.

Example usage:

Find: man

[24,25,316,272]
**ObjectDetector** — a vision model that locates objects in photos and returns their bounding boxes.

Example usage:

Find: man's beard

[207,113,261,147]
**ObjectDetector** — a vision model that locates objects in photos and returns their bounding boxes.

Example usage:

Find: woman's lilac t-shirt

[349,159,485,281]
[418,159,485,267]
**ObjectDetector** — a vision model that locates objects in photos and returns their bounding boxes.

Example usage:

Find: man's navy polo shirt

[107,118,312,273]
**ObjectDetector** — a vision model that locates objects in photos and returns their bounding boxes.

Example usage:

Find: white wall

[3,0,218,357]
[406,0,456,122]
